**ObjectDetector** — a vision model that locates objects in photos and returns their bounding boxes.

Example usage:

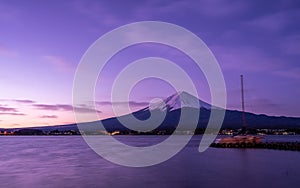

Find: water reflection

[0,135,299,188]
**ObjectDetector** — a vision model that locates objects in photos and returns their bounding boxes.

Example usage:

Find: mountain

[17,91,300,133]
[71,91,300,133]
[148,91,212,111]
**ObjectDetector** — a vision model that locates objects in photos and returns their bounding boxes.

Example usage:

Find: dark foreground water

[0,135,299,188]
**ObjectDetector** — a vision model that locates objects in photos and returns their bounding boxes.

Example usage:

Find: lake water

[0,135,299,188]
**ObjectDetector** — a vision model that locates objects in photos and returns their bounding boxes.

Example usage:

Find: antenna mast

[240,75,246,133]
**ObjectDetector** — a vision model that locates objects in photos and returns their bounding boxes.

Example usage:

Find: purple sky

[0,0,300,128]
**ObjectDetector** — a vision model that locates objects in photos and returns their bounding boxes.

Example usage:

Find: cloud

[273,67,300,79]
[63,121,75,125]
[33,104,71,111]
[0,45,17,56]
[211,45,282,72]
[13,99,35,104]
[245,98,295,117]
[187,0,249,18]
[245,9,300,32]
[246,13,288,32]
[133,0,250,21]
[71,0,248,28]
[44,55,74,72]
[0,106,17,112]
[39,115,58,119]
[72,1,123,27]
[95,101,149,107]
[0,3,20,23]
[0,112,26,116]
[33,104,102,113]
[211,43,300,80]
[227,97,283,113]
[0,106,26,116]
[280,35,300,55]
[0,99,36,104]
[10,123,21,127]
[250,98,282,109]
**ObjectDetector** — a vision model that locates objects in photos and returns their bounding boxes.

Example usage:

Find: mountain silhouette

[16,91,300,133]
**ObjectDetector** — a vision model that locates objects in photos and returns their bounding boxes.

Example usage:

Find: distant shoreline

[1,127,299,136]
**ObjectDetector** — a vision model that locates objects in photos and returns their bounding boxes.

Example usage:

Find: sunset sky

[1,0,300,128]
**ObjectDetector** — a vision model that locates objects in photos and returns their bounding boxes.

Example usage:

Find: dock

[210,142,300,151]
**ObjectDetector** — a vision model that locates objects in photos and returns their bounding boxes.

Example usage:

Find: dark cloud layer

[39,115,58,119]
[13,99,35,104]
[96,101,149,107]
[33,104,102,113]
[0,106,26,116]
[0,112,26,116]
[0,106,18,112]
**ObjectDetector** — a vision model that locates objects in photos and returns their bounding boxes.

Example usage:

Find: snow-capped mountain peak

[149,91,211,111]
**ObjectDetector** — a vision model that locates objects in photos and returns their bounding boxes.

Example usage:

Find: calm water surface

[0,135,299,188]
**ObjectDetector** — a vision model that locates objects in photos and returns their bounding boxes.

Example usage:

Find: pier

[210,142,300,151]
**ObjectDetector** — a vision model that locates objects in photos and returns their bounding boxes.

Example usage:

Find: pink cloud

[0,45,17,56]
[44,55,75,72]
[273,67,300,79]
[10,124,21,127]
